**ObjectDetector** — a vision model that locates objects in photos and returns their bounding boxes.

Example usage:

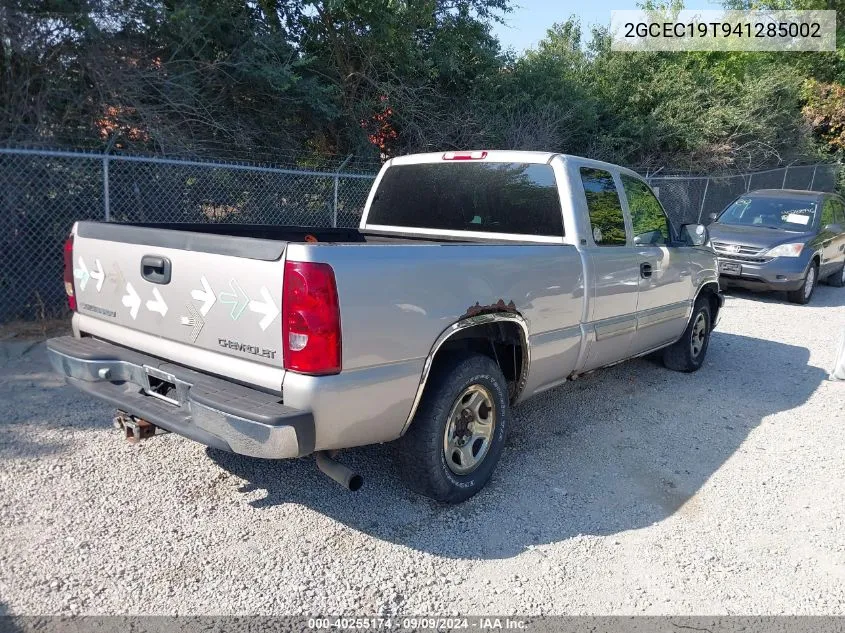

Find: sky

[491,0,724,52]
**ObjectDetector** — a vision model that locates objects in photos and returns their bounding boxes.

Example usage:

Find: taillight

[282,260,341,375]
[63,234,77,311]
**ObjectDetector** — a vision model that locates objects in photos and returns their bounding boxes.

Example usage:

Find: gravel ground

[1,286,844,616]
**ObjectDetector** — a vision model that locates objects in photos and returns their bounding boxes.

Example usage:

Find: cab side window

[580,167,627,246]
[833,198,845,226]
[620,174,671,245]
[821,198,837,228]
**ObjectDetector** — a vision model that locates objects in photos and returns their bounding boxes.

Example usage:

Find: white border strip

[364,224,564,244]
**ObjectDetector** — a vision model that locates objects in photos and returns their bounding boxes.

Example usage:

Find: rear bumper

[46,336,314,459]
[717,255,809,292]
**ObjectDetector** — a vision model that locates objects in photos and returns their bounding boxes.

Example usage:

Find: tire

[394,353,509,503]
[827,263,845,288]
[663,297,712,373]
[787,262,818,304]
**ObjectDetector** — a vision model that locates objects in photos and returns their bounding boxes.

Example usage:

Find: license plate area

[719,261,742,275]
[143,366,181,406]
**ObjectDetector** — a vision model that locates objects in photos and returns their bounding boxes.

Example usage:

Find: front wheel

[787,262,817,304]
[663,298,712,373]
[393,354,509,503]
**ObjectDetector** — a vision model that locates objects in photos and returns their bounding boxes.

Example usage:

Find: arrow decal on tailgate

[73,257,90,291]
[146,288,169,317]
[180,302,205,342]
[122,283,141,320]
[89,259,105,292]
[248,286,280,331]
[190,276,216,316]
[218,279,249,320]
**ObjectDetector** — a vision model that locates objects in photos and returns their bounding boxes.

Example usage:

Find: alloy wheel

[805,266,816,300]
[690,312,707,358]
[443,384,496,475]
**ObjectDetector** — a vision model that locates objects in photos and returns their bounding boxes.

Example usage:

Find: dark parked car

[709,189,845,304]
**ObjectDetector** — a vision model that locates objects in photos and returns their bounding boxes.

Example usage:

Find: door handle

[141,255,172,284]
[640,262,653,278]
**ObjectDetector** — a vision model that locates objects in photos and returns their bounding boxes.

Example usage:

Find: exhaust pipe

[315,451,363,492]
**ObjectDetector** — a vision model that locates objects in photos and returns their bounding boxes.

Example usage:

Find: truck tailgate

[70,222,287,383]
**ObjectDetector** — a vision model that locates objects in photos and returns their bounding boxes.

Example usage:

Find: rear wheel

[787,262,817,304]
[393,354,509,503]
[827,263,845,288]
[663,297,712,373]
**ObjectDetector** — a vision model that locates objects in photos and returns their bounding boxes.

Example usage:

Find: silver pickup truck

[48,150,722,502]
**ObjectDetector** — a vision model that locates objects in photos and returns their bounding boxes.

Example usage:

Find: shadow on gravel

[723,283,845,308]
[210,330,827,559]
[0,344,109,461]
[0,604,24,633]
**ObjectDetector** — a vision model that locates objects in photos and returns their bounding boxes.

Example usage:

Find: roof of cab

[390,150,558,165]
[387,150,648,180]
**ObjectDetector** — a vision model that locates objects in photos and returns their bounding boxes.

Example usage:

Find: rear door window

[580,167,628,246]
[366,162,564,236]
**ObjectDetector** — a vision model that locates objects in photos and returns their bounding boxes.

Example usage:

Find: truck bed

[123,222,474,245]
[67,220,532,393]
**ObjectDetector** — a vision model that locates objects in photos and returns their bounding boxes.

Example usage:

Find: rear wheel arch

[402,313,529,435]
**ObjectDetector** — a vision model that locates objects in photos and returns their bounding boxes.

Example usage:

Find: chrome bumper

[46,336,314,459]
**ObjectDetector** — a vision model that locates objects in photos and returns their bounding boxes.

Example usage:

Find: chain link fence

[0,148,376,322]
[0,146,841,322]
[647,163,842,228]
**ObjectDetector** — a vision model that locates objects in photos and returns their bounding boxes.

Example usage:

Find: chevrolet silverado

[48,150,722,502]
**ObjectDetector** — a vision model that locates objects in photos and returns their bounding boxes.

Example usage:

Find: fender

[401,312,530,434]
[691,280,724,327]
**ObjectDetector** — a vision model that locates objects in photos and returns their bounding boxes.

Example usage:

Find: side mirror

[680,223,708,247]
[824,223,843,234]
[708,212,718,222]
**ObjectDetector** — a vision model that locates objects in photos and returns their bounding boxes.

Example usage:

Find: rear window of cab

[367,162,564,237]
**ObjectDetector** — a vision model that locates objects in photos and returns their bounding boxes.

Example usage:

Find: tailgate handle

[141,255,171,285]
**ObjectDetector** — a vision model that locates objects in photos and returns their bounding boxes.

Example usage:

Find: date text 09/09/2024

[307,617,527,630]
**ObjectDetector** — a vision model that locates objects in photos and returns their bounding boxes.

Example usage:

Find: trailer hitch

[113,410,169,443]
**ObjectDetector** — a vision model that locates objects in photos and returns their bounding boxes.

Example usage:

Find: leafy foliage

[803,80,845,152]
[0,0,842,171]
[621,174,669,242]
